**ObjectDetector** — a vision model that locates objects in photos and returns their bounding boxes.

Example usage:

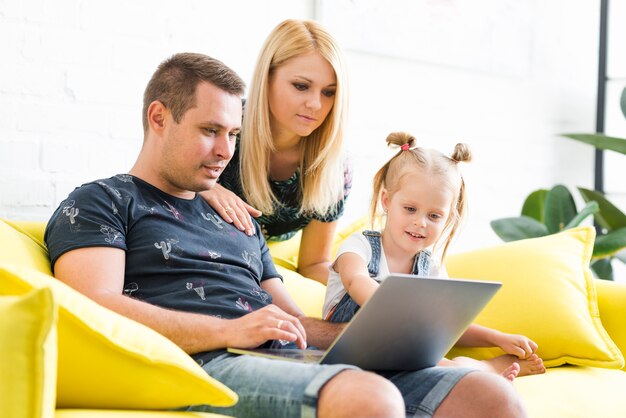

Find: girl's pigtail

[450,143,471,163]
[386,131,416,152]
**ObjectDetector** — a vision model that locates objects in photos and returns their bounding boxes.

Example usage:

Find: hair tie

[400,143,410,151]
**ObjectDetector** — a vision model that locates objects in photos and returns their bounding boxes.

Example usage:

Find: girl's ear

[381,188,390,212]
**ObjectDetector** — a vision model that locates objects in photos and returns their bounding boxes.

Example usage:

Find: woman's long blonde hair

[371,132,472,261]
[240,19,349,215]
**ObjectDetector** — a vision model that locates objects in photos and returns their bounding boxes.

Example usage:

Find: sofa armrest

[596,279,626,371]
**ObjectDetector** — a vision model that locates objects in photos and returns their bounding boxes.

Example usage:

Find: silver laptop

[228,274,501,370]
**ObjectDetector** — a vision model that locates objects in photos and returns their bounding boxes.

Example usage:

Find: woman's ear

[147,100,168,133]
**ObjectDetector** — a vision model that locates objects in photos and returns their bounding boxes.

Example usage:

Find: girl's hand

[496,333,538,359]
[199,184,262,236]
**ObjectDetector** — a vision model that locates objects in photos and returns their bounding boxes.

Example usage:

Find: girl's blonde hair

[371,132,471,261]
[240,19,349,215]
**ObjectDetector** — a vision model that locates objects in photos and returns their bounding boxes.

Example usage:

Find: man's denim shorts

[184,352,473,418]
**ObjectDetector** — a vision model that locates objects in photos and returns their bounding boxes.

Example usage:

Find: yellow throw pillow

[445,226,624,368]
[0,287,57,418]
[0,262,237,410]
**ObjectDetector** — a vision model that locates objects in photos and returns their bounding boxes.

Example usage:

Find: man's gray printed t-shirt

[45,174,281,363]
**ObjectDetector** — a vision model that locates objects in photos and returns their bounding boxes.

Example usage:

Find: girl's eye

[405,207,416,213]
[322,89,336,98]
[293,83,308,91]
[430,213,442,220]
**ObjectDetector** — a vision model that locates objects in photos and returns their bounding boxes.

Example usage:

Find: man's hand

[225,304,307,349]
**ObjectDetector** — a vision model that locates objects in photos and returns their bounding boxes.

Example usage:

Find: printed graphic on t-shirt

[100,225,122,244]
[137,204,158,214]
[124,282,139,296]
[202,212,224,229]
[116,174,134,183]
[249,286,270,303]
[154,240,172,260]
[236,297,252,311]
[97,181,123,200]
[186,282,207,300]
[163,200,184,221]
[62,200,80,225]
[242,250,261,271]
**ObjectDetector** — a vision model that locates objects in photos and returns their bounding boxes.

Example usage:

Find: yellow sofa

[0,218,234,418]
[273,223,626,418]
[3,217,626,418]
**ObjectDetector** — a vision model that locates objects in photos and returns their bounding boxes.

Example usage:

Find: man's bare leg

[318,370,405,418]
[435,371,528,418]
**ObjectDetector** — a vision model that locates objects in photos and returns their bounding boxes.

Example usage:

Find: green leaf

[490,216,549,242]
[564,201,599,229]
[561,133,626,156]
[591,258,614,281]
[521,189,548,222]
[544,185,577,234]
[621,86,626,120]
[578,187,626,231]
[593,227,626,258]
[615,249,626,264]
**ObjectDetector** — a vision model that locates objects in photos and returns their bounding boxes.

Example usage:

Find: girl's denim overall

[328,230,431,323]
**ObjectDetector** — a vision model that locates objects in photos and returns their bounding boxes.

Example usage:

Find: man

[45,52,526,417]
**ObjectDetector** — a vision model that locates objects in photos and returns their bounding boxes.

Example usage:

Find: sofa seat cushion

[514,365,626,418]
[55,410,230,417]
[445,226,624,369]
[0,287,57,418]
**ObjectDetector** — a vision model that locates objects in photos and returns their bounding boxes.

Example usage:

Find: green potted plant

[491,86,626,280]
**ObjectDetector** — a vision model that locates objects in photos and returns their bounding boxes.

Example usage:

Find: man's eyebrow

[201,121,241,131]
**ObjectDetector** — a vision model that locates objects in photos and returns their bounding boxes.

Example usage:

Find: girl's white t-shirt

[323,231,447,319]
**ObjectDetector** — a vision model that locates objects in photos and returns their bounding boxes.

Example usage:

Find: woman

[201,19,351,284]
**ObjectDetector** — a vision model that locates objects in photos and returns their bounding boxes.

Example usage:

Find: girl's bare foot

[486,353,546,377]
[501,362,520,381]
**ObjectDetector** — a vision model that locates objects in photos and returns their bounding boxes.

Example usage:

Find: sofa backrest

[0,219,51,275]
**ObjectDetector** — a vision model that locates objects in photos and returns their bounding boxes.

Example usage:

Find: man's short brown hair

[142,53,245,132]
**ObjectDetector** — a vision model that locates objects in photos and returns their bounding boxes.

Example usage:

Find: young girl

[323,132,545,380]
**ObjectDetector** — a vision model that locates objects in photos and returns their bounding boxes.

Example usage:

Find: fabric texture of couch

[3,217,626,417]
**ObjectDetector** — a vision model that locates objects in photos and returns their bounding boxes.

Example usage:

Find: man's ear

[147,100,168,133]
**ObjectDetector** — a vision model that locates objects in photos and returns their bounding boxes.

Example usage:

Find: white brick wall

[0,0,312,221]
[0,0,605,254]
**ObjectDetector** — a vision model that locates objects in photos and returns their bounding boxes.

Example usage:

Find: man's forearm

[93,292,228,354]
[299,316,346,349]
